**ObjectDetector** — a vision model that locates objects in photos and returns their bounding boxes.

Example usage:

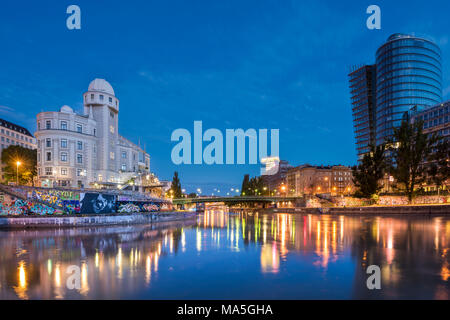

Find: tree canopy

[1,145,37,185]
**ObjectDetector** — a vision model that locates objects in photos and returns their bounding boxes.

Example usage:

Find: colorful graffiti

[29,189,80,208]
[0,186,169,216]
[0,199,55,216]
[118,203,140,213]
[117,201,161,213]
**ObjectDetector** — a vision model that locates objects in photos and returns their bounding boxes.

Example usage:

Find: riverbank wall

[0,211,196,228]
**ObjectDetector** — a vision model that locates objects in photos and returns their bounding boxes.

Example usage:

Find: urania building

[35,79,151,189]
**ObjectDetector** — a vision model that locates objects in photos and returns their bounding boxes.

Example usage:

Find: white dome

[60,105,74,113]
[88,78,115,96]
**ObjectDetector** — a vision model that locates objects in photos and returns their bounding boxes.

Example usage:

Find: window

[46,138,51,147]
[77,169,82,176]
[76,124,82,133]
[77,154,83,164]
[121,164,127,171]
[61,152,68,162]
[37,153,40,161]
[46,152,52,161]
[110,152,115,160]
[61,168,67,175]
[122,151,127,159]
[61,139,67,148]
[110,125,114,134]
[45,167,53,175]
[91,94,94,100]
[46,120,51,129]
[109,97,113,103]
[100,95,104,101]
[38,122,41,130]
[93,129,96,136]
[61,121,68,130]
[98,174,103,182]
[77,141,83,150]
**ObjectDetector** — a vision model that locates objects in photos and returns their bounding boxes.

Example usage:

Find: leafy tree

[1,145,37,186]
[187,192,197,198]
[426,139,450,194]
[170,171,183,198]
[387,119,438,202]
[352,144,386,198]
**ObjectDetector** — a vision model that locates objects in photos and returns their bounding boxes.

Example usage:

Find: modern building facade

[348,65,377,159]
[349,34,443,156]
[286,165,354,196]
[35,79,151,188]
[375,34,442,145]
[0,119,37,181]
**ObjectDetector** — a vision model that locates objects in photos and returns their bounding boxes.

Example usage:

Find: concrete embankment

[0,211,197,228]
[236,205,450,215]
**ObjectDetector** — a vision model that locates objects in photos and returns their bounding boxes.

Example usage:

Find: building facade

[350,34,443,156]
[0,119,37,181]
[411,100,450,191]
[260,159,293,195]
[35,79,151,188]
[376,34,442,145]
[348,65,377,159]
[286,165,354,196]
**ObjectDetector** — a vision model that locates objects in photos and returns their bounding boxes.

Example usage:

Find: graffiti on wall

[117,201,161,213]
[0,199,56,216]
[29,189,80,207]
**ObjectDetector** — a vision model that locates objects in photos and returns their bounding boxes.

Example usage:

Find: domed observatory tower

[83,79,120,181]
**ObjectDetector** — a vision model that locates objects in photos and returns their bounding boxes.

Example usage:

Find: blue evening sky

[0,0,449,193]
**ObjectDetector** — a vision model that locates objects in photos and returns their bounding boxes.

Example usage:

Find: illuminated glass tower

[375,34,442,145]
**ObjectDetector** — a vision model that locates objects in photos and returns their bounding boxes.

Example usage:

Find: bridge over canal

[173,196,305,207]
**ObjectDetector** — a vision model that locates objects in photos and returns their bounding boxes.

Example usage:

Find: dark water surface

[0,210,449,299]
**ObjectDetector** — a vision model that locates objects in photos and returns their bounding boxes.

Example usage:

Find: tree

[426,139,450,194]
[352,144,386,198]
[241,174,250,196]
[170,171,183,198]
[387,119,438,202]
[1,145,37,186]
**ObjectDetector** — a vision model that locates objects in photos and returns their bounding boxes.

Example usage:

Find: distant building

[286,165,353,196]
[411,101,450,141]
[35,79,151,189]
[410,100,450,191]
[260,158,292,195]
[0,118,37,181]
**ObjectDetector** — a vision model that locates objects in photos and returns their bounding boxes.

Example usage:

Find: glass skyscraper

[348,65,377,159]
[375,34,442,145]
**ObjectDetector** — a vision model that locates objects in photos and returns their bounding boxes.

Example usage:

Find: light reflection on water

[0,209,449,299]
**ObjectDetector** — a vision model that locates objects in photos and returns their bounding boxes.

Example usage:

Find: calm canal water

[0,209,449,299]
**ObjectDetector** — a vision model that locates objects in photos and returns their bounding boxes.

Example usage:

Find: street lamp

[16,161,21,185]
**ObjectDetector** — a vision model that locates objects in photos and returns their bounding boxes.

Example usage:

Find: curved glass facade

[375,34,442,145]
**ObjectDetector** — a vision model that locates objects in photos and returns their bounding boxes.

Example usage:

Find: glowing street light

[16,161,21,185]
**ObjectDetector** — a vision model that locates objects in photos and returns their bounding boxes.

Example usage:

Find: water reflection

[0,210,449,299]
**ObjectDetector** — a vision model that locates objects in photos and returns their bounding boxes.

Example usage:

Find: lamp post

[16,161,21,185]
